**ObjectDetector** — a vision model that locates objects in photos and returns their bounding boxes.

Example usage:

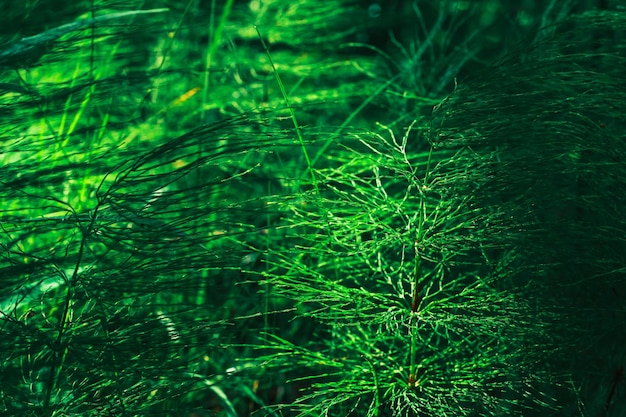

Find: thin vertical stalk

[43,204,102,415]
[408,145,433,388]
[201,0,234,122]
[256,27,319,198]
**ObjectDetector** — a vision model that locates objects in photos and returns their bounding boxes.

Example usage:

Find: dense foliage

[1,1,624,416]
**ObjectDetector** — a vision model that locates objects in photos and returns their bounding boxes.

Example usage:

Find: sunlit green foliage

[1,1,625,417]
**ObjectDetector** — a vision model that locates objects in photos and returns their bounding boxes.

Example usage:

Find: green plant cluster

[1,1,625,417]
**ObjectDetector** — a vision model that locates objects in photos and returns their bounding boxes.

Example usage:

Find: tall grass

[1,1,624,417]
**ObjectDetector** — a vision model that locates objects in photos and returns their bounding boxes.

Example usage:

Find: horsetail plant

[1,1,625,417]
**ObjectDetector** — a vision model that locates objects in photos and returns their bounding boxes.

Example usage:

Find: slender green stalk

[256,26,319,197]
[201,0,235,122]
[407,132,434,389]
[308,73,402,172]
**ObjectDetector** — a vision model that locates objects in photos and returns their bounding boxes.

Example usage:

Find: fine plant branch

[256,26,319,198]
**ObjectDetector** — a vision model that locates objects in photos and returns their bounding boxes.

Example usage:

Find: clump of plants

[1,1,624,417]
[251,6,626,417]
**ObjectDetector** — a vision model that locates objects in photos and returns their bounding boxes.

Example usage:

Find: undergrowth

[1,1,625,417]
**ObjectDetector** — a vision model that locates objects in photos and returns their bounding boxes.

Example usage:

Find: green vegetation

[1,1,625,416]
